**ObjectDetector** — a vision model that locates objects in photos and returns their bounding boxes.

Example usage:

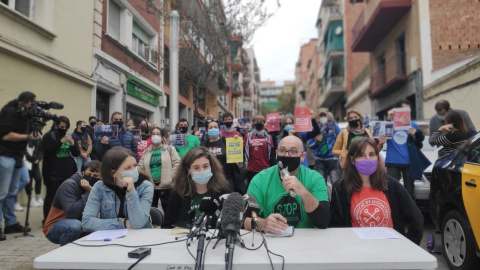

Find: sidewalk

[0,205,57,270]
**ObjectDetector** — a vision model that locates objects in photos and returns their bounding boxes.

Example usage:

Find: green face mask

[437,114,445,121]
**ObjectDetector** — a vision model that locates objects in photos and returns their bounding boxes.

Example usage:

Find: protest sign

[94,124,118,141]
[266,113,280,131]
[169,134,187,147]
[294,107,312,132]
[370,121,394,138]
[226,137,243,163]
[393,108,411,130]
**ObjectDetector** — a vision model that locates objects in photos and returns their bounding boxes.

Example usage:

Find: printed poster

[169,134,187,147]
[393,108,411,130]
[294,107,312,132]
[226,137,243,163]
[370,121,394,138]
[94,124,118,141]
[266,113,280,131]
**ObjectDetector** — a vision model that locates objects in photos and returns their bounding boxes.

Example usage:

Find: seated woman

[164,147,230,228]
[330,137,423,245]
[82,147,154,231]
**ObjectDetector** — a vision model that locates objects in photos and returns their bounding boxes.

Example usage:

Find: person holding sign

[174,119,201,158]
[202,118,245,194]
[220,112,241,138]
[97,112,138,162]
[135,119,152,160]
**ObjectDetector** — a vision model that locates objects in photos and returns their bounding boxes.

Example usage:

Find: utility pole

[169,10,180,132]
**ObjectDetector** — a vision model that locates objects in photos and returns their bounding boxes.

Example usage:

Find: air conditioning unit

[145,46,158,66]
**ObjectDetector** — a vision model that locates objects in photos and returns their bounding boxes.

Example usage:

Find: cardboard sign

[226,137,243,163]
[393,108,411,130]
[266,113,280,131]
[294,107,312,132]
[370,121,394,138]
[94,124,118,141]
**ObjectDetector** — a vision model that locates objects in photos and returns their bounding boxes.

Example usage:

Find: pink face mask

[354,159,378,176]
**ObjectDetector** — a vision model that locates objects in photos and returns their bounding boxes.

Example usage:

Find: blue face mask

[121,168,139,183]
[437,114,445,121]
[283,125,294,132]
[191,170,213,185]
[208,128,220,138]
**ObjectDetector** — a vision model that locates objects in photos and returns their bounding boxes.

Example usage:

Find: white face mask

[151,135,162,144]
[320,117,328,124]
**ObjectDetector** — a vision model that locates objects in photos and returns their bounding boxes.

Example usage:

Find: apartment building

[260,80,283,111]
[295,39,317,108]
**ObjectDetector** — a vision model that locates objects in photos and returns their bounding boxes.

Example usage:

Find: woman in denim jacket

[82,147,154,231]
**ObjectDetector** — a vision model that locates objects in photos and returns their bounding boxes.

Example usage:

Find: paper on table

[265,226,294,237]
[351,227,401,240]
[84,229,128,241]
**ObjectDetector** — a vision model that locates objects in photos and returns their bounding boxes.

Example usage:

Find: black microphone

[243,194,261,229]
[188,195,220,238]
[48,102,64,110]
[221,192,244,270]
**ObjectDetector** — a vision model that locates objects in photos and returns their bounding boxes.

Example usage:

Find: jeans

[15,162,29,202]
[387,166,414,198]
[75,156,91,173]
[0,156,22,228]
[314,158,340,185]
[46,218,82,246]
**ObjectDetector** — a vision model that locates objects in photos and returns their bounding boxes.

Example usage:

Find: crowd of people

[0,91,476,248]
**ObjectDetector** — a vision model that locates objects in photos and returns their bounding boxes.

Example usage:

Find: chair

[150,207,164,227]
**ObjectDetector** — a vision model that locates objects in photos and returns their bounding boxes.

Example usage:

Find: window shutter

[15,0,31,17]
[108,1,121,40]
[133,22,150,45]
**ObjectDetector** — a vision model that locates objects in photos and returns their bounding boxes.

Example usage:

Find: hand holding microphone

[278,161,296,197]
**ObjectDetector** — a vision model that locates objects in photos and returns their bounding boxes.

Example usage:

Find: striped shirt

[429,130,471,158]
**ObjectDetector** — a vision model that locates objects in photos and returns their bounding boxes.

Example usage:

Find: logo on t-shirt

[393,130,408,145]
[273,195,303,227]
[352,197,391,227]
[209,146,223,156]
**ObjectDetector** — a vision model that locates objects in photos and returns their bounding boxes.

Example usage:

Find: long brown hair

[444,110,468,134]
[343,137,387,193]
[100,147,136,186]
[173,146,228,198]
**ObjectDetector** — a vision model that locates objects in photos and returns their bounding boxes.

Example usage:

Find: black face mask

[348,119,361,128]
[58,128,67,137]
[277,155,301,173]
[224,121,233,128]
[139,125,148,132]
[113,121,124,128]
[89,121,96,127]
[80,127,87,132]
[83,174,100,187]
[254,123,264,131]
[179,126,188,134]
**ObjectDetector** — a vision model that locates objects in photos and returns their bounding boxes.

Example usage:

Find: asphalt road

[422,214,449,270]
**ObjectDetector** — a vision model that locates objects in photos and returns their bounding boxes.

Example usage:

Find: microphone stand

[194,216,207,270]
[225,232,236,270]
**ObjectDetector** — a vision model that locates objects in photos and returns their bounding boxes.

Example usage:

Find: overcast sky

[250,0,321,86]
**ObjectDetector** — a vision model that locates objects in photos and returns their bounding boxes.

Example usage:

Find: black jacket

[42,130,79,179]
[329,175,424,245]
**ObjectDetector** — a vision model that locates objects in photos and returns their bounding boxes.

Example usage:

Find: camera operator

[0,91,40,241]
[42,116,80,221]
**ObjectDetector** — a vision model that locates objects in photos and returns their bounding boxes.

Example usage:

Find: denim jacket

[82,180,154,231]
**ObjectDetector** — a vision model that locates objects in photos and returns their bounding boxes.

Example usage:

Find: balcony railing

[370,53,407,97]
[325,76,345,93]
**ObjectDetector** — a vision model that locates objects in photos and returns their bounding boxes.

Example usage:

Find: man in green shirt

[244,136,330,233]
[174,119,201,158]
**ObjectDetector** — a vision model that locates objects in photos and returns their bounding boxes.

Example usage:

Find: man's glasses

[278,148,299,157]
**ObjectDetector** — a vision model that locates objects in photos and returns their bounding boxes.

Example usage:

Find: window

[1,0,36,19]
[107,0,121,40]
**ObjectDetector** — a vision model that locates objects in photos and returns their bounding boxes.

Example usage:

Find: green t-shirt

[175,134,201,158]
[149,147,163,183]
[247,165,328,228]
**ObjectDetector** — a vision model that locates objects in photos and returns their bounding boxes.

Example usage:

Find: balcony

[321,4,343,37]
[320,76,345,107]
[370,53,407,98]
[231,81,243,97]
[243,71,251,84]
[352,0,412,52]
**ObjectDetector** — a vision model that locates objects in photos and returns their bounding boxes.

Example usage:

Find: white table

[34,228,437,270]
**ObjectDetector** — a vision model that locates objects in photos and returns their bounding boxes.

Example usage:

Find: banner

[294,107,312,132]
[226,137,243,163]
[94,124,118,141]
[370,121,394,138]
[393,108,411,130]
[266,113,280,131]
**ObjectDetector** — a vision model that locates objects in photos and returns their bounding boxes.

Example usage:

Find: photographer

[0,91,39,241]
[42,116,80,221]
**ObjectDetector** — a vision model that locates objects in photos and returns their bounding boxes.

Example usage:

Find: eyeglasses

[278,148,299,157]
[207,118,218,123]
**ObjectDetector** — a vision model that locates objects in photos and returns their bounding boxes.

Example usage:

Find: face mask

[139,125,148,132]
[224,121,233,128]
[113,121,124,128]
[320,117,328,124]
[179,126,188,134]
[80,127,87,132]
[277,155,301,173]
[191,169,213,185]
[90,121,96,127]
[208,128,220,138]
[151,135,162,144]
[348,119,361,128]
[437,114,445,121]
[354,159,378,176]
[58,128,67,137]
[83,174,100,187]
[121,168,139,183]
[283,125,294,132]
[225,129,232,133]
[254,123,264,131]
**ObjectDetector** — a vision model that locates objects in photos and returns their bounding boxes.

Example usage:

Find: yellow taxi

[431,132,480,270]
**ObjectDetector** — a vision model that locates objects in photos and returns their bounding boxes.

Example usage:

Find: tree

[277,86,296,114]
[261,103,276,116]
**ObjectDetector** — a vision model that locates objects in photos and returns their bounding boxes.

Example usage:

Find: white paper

[84,229,128,241]
[266,226,294,237]
[351,227,401,240]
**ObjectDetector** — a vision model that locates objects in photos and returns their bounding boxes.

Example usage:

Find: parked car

[431,132,480,270]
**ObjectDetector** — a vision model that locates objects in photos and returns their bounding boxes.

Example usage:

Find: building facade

[260,80,283,112]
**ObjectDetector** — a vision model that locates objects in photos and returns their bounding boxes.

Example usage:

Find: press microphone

[243,194,261,229]
[48,102,64,110]
[215,193,231,229]
[278,161,296,197]
[221,192,244,270]
[187,195,220,238]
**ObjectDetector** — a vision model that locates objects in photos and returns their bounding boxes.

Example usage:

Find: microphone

[188,195,220,238]
[215,193,231,229]
[278,161,296,197]
[221,192,244,270]
[243,194,260,229]
[48,102,64,110]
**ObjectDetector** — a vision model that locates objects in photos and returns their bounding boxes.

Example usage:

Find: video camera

[25,101,64,135]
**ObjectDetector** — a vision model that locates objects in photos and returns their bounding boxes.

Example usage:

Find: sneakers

[4,222,31,234]
[0,229,6,241]
[14,202,24,212]
[30,199,42,208]
[36,197,44,206]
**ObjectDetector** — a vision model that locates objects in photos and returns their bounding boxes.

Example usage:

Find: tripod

[16,184,34,238]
